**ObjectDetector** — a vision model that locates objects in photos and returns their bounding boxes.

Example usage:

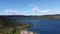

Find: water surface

[17,20,60,34]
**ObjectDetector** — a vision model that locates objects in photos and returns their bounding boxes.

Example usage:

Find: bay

[17,20,60,34]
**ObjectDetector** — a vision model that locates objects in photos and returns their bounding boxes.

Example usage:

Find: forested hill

[0,15,33,34]
[0,14,60,20]
[39,14,60,20]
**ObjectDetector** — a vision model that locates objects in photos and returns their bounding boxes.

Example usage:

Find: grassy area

[0,16,33,34]
[0,23,33,34]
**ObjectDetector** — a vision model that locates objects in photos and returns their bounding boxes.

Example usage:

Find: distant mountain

[40,14,60,20]
[0,14,60,20]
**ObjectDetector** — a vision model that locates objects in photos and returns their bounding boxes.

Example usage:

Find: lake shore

[20,29,37,34]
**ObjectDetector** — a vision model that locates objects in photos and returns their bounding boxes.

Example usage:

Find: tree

[0,16,17,27]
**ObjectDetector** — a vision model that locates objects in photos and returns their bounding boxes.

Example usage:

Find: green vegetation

[11,14,60,20]
[0,16,33,34]
[0,14,59,34]
[39,14,60,20]
[3,14,60,20]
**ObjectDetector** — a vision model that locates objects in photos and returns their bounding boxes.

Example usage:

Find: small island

[0,16,33,34]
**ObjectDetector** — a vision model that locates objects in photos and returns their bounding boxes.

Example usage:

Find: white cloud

[0,9,60,15]
[30,5,60,15]
[0,9,23,15]
[40,10,60,15]
[0,4,60,15]
[32,7,40,12]
[40,10,50,15]
[0,9,38,15]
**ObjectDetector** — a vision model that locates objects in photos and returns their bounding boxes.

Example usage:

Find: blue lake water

[17,20,60,34]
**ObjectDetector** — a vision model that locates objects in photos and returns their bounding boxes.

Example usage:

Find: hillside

[0,16,33,34]
[40,14,60,20]
[0,14,60,20]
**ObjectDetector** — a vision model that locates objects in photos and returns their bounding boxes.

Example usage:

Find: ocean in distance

[17,20,60,34]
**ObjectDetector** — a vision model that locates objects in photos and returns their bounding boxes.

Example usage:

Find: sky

[0,0,60,15]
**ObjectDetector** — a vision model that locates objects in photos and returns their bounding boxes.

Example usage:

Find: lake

[17,20,60,34]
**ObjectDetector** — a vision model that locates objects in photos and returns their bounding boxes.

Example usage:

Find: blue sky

[0,0,60,15]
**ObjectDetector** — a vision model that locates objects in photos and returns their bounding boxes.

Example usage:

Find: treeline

[0,16,17,27]
[2,14,60,20]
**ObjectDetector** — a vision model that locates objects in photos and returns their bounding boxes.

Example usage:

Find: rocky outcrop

[20,30,36,34]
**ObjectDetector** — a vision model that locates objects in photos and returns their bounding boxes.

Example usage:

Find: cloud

[30,4,60,15]
[0,9,38,15]
[5,10,23,15]
[27,4,40,12]
[0,9,60,15]
[0,9,23,15]
[40,10,50,15]
[40,10,60,15]
[0,4,60,15]
[32,7,40,12]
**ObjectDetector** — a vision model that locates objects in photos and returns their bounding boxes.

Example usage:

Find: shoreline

[20,29,37,34]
